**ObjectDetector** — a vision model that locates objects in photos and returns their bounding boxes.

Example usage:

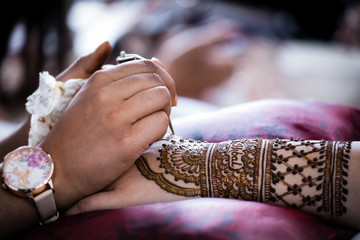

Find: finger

[152,57,177,106]
[151,57,165,68]
[56,41,112,82]
[64,191,127,216]
[194,20,239,48]
[130,111,169,151]
[123,86,171,124]
[91,59,176,106]
[104,73,166,102]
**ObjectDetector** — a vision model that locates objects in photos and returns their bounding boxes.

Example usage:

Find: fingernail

[173,94,177,107]
[151,57,165,68]
[152,56,177,106]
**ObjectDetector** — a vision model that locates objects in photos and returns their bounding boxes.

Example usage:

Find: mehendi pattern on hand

[136,138,209,197]
[136,136,351,217]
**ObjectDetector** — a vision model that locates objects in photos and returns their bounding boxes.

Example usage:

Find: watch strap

[33,187,59,224]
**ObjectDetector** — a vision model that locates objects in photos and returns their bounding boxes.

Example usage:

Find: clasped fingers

[73,60,174,157]
[86,59,177,106]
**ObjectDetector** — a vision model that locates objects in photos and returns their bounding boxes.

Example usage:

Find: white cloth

[26,72,86,146]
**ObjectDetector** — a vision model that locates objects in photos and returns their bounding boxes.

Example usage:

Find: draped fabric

[18,99,360,239]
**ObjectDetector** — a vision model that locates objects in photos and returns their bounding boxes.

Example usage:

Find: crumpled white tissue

[26,72,87,146]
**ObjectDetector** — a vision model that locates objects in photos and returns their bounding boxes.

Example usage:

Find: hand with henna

[66,135,360,230]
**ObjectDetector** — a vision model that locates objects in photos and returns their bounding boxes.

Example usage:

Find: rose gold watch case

[2,146,54,198]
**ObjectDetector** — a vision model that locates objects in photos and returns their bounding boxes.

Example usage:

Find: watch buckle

[39,211,59,225]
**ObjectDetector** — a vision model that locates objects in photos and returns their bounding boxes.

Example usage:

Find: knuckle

[112,126,132,145]
[155,86,171,103]
[87,72,100,85]
[93,87,109,104]
[150,73,163,85]
[157,111,169,127]
[143,86,171,109]
[104,107,117,123]
[142,59,158,72]
[75,199,90,213]
[87,69,106,85]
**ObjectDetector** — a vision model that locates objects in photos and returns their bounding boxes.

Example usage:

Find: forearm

[137,135,360,229]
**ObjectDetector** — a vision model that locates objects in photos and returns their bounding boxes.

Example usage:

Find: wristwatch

[2,146,59,224]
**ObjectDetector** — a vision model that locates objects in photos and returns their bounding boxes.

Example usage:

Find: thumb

[56,41,112,82]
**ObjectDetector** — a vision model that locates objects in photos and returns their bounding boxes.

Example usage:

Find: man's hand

[56,41,112,82]
[40,51,177,211]
[0,41,113,237]
[0,41,112,161]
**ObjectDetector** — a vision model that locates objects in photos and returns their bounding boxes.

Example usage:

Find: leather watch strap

[33,187,59,224]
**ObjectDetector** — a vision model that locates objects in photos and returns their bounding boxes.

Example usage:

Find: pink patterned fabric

[174,99,360,142]
[18,199,355,240]
[18,99,360,239]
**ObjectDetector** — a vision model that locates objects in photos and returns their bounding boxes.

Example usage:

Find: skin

[156,20,240,100]
[65,137,360,231]
[0,41,177,238]
[0,41,112,161]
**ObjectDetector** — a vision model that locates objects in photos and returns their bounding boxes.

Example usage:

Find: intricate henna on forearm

[136,135,351,217]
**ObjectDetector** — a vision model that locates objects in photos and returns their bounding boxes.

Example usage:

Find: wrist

[2,146,59,224]
[0,184,39,237]
[39,142,77,212]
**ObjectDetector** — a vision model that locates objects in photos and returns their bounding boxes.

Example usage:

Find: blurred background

[1,0,360,137]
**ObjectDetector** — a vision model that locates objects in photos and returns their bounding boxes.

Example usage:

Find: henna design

[158,138,207,186]
[136,156,201,197]
[136,135,351,217]
[204,139,262,200]
[267,139,351,217]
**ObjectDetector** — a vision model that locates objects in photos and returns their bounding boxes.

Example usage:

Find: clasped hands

[40,42,177,213]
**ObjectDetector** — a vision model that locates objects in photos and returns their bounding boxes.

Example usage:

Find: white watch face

[3,147,54,192]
